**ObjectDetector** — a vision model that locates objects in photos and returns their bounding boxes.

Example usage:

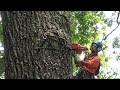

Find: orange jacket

[80,54,100,75]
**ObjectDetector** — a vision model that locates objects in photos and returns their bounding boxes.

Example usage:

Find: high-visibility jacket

[80,54,100,75]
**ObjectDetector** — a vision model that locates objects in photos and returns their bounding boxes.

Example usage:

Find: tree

[1,11,73,79]
[1,11,120,79]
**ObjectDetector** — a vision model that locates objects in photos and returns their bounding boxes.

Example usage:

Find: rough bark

[1,11,72,79]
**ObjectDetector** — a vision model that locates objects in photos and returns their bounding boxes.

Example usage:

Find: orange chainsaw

[72,43,88,54]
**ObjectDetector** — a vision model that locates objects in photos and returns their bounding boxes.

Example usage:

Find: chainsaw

[72,43,88,54]
[71,43,88,67]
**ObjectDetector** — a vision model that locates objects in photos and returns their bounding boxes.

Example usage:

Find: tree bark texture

[1,11,72,79]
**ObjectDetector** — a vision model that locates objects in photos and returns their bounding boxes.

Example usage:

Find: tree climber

[72,41,102,79]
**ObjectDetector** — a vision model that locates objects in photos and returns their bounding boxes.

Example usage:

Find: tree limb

[102,24,120,41]
[102,11,120,41]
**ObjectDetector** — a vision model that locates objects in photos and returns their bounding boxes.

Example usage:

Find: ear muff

[97,47,102,52]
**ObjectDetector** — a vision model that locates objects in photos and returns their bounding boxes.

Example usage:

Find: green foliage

[72,57,77,72]
[112,35,120,61]
[72,54,81,72]
[112,36,120,48]
[65,11,108,67]
[65,11,107,46]
[96,67,118,79]
[116,54,120,61]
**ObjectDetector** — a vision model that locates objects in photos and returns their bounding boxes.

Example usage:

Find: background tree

[1,11,73,79]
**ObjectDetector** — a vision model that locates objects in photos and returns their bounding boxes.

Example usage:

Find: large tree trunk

[1,11,72,79]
